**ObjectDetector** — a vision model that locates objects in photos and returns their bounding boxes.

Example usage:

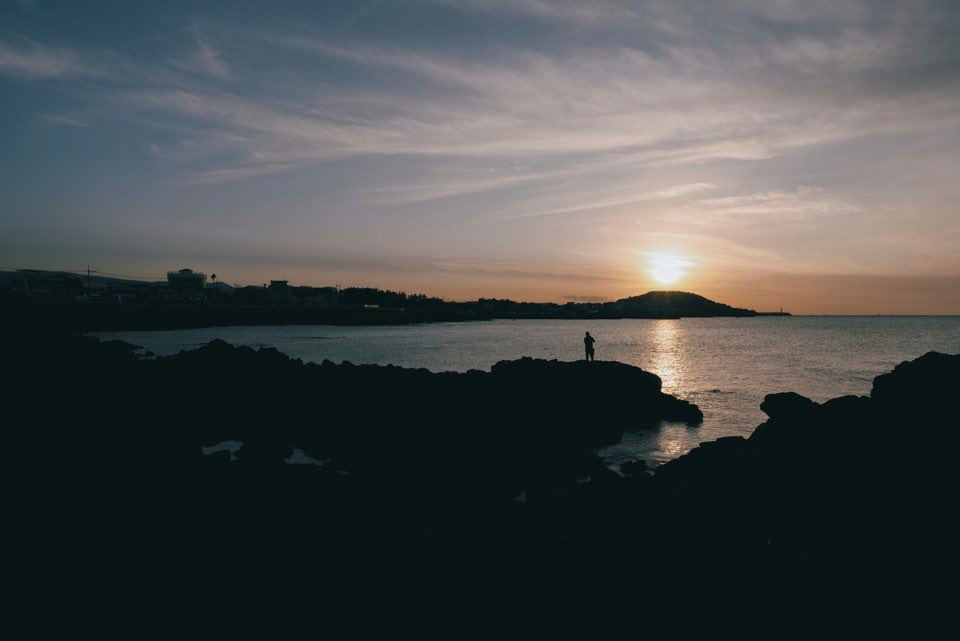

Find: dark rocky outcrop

[6,334,701,553]
[651,351,960,580]
[6,332,959,624]
[488,356,703,433]
[759,390,819,420]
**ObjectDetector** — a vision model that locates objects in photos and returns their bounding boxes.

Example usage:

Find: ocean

[94,316,960,466]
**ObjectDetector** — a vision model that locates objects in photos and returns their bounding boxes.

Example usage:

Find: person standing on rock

[584,331,596,361]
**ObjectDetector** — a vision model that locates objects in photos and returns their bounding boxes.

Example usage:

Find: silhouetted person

[584,331,596,361]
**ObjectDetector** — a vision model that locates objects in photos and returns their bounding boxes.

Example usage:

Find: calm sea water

[95,317,960,466]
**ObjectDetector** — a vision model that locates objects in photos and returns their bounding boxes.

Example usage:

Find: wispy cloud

[695,187,863,221]
[492,182,718,221]
[148,11,958,187]
[186,162,296,183]
[10,3,957,189]
[421,0,642,25]
[171,30,229,79]
[38,113,89,127]
[0,39,101,78]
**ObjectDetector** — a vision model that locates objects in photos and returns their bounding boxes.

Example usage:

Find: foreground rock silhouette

[6,332,958,626]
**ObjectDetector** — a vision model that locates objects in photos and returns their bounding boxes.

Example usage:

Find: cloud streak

[164,14,960,186]
[10,3,959,185]
[0,39,101,78]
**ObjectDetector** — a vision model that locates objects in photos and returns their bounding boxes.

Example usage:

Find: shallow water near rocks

[95,316,960,466]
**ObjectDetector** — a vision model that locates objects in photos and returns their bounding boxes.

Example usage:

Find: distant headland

[1,267,789,332]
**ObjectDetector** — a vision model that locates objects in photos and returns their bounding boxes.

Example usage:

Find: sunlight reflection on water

[648,319,683,396]
[592,319,706,467]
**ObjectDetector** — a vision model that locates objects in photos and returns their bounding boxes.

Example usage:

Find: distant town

[5,267,349,306]
[1,267,787,333]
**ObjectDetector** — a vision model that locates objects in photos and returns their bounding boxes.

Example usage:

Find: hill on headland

[614,290,756,317]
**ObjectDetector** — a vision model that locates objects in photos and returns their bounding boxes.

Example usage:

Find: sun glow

[649,254,688,285]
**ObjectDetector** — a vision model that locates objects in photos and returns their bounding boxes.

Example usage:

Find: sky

[1,0,959,313]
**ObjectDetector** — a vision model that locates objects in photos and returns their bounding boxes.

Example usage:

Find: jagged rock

[489,357,702,428]
[871,351,960,416]
[654,436,753,485]
[751,392,822,448]
[760,392,819,421]
[490,356,663,393]
[820,395,873,426]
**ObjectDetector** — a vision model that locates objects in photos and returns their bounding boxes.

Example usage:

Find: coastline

[2,299,770,332]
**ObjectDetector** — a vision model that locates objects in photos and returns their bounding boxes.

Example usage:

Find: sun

[649,254,687,285]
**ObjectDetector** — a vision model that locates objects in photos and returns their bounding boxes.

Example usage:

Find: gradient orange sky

[1,1,959,314]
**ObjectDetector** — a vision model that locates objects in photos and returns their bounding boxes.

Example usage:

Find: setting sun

[650,255,688,285]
